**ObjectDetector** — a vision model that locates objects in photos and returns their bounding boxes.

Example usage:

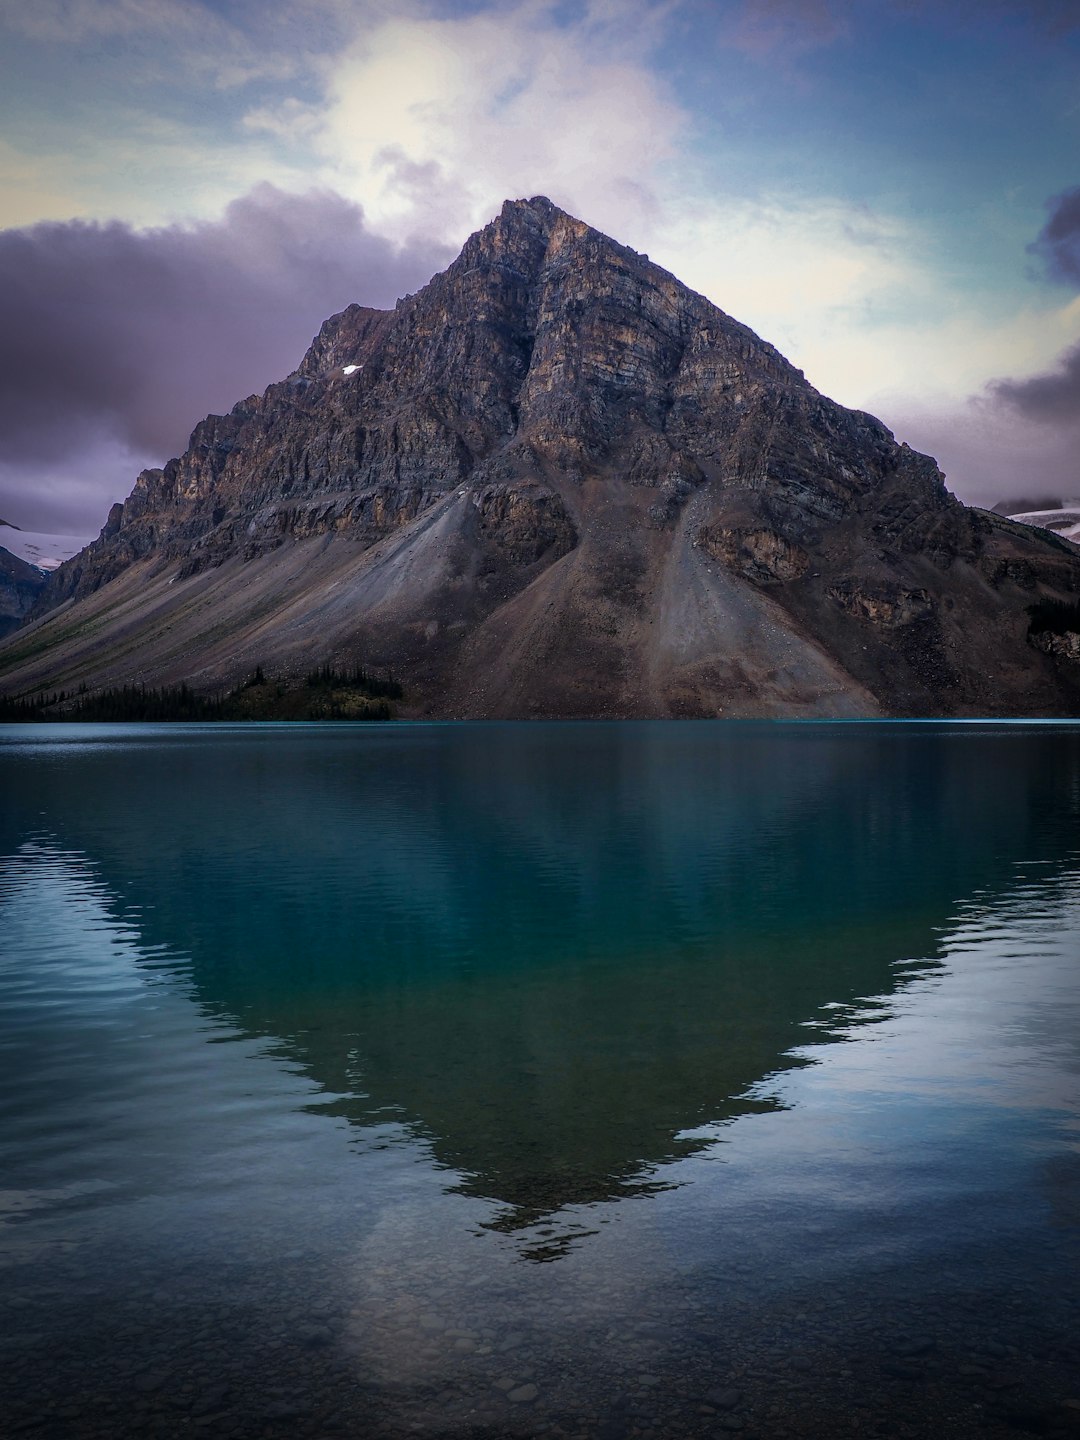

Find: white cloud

[805,289,1080,416]
[649,194,920,390]
[243,95,325,145]
[288,1,686,243]
[651,194,1080,431]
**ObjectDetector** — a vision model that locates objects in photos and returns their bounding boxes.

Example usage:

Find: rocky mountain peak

[4,199,1080,718]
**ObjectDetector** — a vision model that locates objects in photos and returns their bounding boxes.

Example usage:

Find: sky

[1,0,1079,534]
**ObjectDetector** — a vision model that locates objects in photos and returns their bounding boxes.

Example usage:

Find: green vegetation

[225,664,398,720]
[0,682,225,722]
[0,689,73,721]
[305,663,402,699]
[0,664,401,723]
[1027,598,1080,637]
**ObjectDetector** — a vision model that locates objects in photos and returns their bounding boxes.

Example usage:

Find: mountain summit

[3,197,1080,716]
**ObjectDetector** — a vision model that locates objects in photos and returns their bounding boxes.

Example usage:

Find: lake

[1,721,1079,1439]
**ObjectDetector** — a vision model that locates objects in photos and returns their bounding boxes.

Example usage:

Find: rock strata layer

[3,196,1080,716]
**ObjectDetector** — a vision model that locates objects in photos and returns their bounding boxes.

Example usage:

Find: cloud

[870,308,1080,505]
[888,315,1080,508]
[650,195,918,385]
[988,341,1080,429]
[944,190,1080,502]
[0,436,158,537]
[1030,187,1080,288]
[288,0,685,245]
[0,184,450,532]
[648,188,1080,443]
[881,397,1080,508]
[3,0,1075,527]
[894,185,1080,507]
[0,113,317,233]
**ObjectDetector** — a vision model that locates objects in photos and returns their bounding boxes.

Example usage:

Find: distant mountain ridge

[0,544,47,640]
[0,523,94,571]
[1003,505,1080,547]
[3,195,1080,716]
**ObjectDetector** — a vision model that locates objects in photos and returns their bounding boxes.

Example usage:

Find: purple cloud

[988,188,1080,432]
[0,184,450,532]
[934,187,1080,507]
[989,341,1080,428]
[1029,186,1080,287]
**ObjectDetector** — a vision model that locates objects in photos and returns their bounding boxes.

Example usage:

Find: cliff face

[5,196,1080,717]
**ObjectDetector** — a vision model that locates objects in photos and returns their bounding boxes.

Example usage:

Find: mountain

[0,545,47,641]
[1002,504,1080,547]
[991,495,1063,516]
[3,195,1080,717]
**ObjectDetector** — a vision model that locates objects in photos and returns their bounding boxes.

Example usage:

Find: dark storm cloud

[1029,187,1080,287]
[947,346,1080,507]
[892,394,1079,510]
[990,341,1080,428]
[987,191,1080,430]
[0,185,450,529]
[944,187,1080,506]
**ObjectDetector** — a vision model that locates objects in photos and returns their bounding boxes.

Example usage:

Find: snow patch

[0,526,93,570]
[1008,507,1080,546]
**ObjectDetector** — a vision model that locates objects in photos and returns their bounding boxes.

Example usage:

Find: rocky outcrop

[1032,630,1080,661]
[0,545,46,640]
[5,196,1080,717]
[826,582,933,629]
[698,525,809,584]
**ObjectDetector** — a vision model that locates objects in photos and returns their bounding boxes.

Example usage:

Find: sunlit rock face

[7,196,1080,716]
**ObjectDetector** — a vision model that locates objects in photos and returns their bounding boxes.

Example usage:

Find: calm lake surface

[1,721,1079,1440]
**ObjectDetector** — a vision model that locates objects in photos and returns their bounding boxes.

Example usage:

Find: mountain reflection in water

[2,722,1078,1257]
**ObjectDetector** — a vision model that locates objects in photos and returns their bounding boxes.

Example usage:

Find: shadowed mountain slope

[3,196,1079,716]
[0,545,46,641]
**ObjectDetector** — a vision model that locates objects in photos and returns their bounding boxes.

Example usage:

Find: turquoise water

[1,721,1078,1438]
